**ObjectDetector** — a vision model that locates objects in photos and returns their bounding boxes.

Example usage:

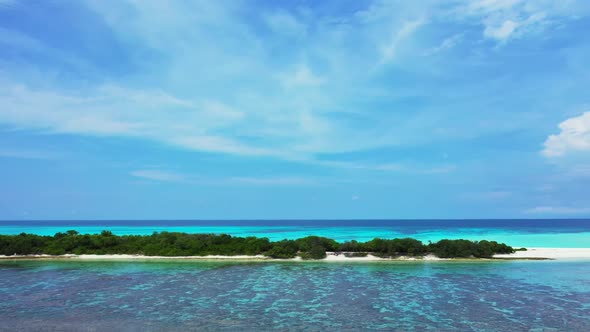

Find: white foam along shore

[1,248,590,261]
[0,253,442,261]
[492,248,590,260]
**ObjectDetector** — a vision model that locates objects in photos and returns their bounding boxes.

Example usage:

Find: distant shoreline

[2,248,590,261]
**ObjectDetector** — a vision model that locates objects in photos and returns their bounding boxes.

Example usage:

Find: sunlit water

[1,260,589,331]
[2,220,589,330]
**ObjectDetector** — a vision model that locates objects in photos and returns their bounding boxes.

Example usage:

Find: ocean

[1,259,589,331]
[1,219,589,331]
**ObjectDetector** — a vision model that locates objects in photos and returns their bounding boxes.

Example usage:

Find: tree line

[0,231,514,259]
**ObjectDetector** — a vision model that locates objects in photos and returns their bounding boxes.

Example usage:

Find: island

[0,231,517,260]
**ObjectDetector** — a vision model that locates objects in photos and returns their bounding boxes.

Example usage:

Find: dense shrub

[295,236,339,252]
[266,240,298,258]
[427,239,514,258]
[0,231,514,259]
[299,245,327,259]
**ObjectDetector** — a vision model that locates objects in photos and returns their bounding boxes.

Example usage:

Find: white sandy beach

[2,248,590,261]
[493,248,590,260]
[72,254,271,260]
[322,253,444,261]
[0,253,430,261]
[71,250,590,260]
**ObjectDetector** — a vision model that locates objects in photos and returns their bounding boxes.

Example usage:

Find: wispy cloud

[525,206,590,215]
[0,83,287,157]
[0,1,588,197]
[484,20,520,40]
[0,1,436,164]
[451,0,584,42]
[461,190,512,201]
[280,64,325,87]
[228,177,315,186]
[0,148,59,159]
[130,169,316,186]
[1,1,590,218]
[131,170,185,182]
[423,34,463,56]
[1,0,586,165]
[379,18,426,65]
[313,160,456,174]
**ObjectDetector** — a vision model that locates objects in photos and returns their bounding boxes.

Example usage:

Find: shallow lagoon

[1,259,589,331]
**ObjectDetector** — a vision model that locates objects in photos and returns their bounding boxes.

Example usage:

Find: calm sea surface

[1,220,590,331]
[1,259,589,331]
[1,219,590,247]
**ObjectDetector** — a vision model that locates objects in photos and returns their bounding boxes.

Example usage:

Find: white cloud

[483,12,549,41]
[525,206,590,214]
[542,112,590,157]
[0,77,464,172]
[228,177,314,186]
[468,0,520,12]
[0,1,531,163]
[419,165,457,174]
[0,82,289,157]
[130,170,315,186]
[1,0,587,169]
[171,136,280,157]
[452,0,584,42]
[423,34,463,56]
[131,169,185,182]
[484,20,520,40]
[313,160,456,174]
[281,64,325,87]
[380,18,425,64]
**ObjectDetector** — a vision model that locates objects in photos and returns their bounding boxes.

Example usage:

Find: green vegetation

[0,231,515,259]
[427,239,514,258]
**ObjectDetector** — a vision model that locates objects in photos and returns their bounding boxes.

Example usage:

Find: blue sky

[1,0,590,219]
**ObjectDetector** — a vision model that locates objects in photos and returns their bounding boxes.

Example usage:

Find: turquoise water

[1,259,589,331]
[3,220,588,330]
[2,219,590,247]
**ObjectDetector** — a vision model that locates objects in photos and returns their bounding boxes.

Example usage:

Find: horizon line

[1,218,589,222]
